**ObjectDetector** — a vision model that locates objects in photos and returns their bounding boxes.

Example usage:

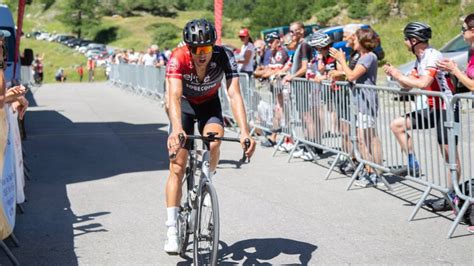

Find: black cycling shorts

[406,107,459,145]
[176,96,224,150]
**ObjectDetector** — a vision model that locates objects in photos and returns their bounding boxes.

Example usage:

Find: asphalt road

[0,82,472,265]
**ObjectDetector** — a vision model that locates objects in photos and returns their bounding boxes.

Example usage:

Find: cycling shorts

[406,107,459,145]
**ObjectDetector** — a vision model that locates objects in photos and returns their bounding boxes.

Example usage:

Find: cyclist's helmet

[403,22,432,42]
[308,32,332,48]
[183,19,217,47]
[265,32,279,43]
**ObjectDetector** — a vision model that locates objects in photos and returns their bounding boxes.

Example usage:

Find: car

[75,40,92,50]
[36,32,50,41]
[85,48,107,59]
[26,30,41,38]
[309,24,385,61]
[56,35,75,43]
[387,34,469,88]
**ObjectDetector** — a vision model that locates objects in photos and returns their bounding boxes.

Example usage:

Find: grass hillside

[15,1,474,83]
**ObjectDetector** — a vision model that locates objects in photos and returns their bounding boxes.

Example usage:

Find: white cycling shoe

[164,226,179,254]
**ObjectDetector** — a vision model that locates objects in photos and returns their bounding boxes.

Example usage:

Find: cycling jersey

[321,54,337,73]
[268,47,289,70]
[410,47,454,109]
[166,45,239,104]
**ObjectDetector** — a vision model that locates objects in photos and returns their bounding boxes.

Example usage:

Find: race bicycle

[170,132,250,265]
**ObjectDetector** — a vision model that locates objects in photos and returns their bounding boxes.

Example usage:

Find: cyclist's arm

[168,77,183,133]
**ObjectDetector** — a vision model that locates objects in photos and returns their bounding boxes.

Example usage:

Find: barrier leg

[325,153,342,180]
[447,200,470,238]
[377,175,393,191]
[409,186,432,222]
[249,127,256,137]
[346,163,364,191]
[287,140,300,163]
[9,233,19,247]
[0,240,19,266]
[272,137,285,157]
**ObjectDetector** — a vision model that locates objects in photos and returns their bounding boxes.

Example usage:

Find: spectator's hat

[0,30,11,38]
[239,28,250,37]
[265,32,279,43]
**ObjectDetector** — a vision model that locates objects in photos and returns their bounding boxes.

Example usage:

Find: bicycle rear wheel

[193,182,219,266]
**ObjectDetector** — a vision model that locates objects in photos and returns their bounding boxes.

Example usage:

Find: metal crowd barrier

[109,63,473,238]
[109,64,166,101]
[448,93,474,238]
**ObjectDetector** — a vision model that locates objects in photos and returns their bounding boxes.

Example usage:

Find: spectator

[384,22,461,208]
[253,39,271,73]
[87,57,95,82]
[327,24,362,175]
[164,47,172,63]
[0,30,9,107]
[76,64,84,82]
[128,48,139,64]
[437,13,474,91]
[141,47,158,66]
[32,53,44,84]
[331,27,383,187]
[279,21,315,160]
[151,44,166,67]
[55,68,66,82]
[257,32,290,148]
[237,28,255,77]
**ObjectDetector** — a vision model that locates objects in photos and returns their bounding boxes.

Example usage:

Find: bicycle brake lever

[239,138,251,164]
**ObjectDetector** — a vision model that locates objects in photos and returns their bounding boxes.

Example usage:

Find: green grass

[21,39,107,83]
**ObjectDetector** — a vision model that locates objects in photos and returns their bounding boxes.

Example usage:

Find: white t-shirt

[238,42,255,72]
[411,47,454,109]
[142,53,157,66]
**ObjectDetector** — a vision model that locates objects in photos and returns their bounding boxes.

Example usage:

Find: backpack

[456,179,474,226]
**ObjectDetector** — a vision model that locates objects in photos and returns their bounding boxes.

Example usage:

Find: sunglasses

[190,45,213,55]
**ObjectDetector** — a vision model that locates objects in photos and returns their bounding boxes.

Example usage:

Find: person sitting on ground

[55,68,66,82]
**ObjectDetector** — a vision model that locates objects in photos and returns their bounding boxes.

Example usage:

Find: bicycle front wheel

[193,183,219,266]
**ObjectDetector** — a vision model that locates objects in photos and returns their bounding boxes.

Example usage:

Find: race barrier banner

[110,63,474,238]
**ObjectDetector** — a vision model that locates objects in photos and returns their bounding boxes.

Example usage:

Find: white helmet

[308,32,332,48]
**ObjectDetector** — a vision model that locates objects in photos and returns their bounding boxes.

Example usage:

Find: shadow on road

[0,108,169,264]
[177,238,317,265]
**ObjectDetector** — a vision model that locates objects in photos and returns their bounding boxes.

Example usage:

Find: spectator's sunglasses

[190,45,213,55]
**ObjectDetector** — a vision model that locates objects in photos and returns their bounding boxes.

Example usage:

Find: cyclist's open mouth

[198,57,207,64]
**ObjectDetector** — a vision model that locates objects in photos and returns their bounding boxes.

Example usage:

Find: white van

[0,4,21,87]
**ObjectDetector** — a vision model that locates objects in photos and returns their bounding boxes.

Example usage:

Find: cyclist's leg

[390,110,421,154]
[202,122,224,173]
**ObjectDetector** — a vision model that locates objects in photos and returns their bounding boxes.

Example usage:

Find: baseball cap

[239,28,250,37]
[0,30,11,38]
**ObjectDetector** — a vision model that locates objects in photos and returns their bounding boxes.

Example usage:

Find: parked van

[0,4,21,86]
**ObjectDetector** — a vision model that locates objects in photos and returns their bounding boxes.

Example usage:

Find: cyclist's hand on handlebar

[168,130,186,159]
[240,134,256,158]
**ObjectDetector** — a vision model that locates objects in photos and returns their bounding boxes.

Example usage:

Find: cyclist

[383,22,460,202]
[164,19,256,253]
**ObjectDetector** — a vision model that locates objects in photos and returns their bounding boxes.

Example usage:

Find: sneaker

[301,151,315,161]
[164,227,179,254]
[468,226,474,233]
[354,172,375,188]
[277,144,288,152]
[261,138,275,148]
[370,173,386,188]
[292,148,305,158]
[392,165,421,177]
[340,160,356,175]
[284,143,295,151]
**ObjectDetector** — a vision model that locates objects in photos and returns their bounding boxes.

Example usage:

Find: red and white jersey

[411,47,454,109]
[166,45,239,104]
[268,48,289,71]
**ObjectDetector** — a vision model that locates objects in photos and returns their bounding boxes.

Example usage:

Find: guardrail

[109,63,473,238]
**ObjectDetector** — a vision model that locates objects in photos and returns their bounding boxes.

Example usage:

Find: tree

[58,0,101,38]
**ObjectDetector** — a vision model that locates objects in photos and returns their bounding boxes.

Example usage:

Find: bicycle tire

[177,174,191,258]
[193,182,219,266]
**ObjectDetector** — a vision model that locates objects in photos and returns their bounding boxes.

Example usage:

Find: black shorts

[178,96,224,149]
[406,108,459,145]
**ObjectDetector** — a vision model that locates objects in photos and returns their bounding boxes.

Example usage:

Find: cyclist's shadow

[218,238,318,265]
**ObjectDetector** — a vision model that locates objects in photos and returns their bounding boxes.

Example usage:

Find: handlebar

[169,132,251,164]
